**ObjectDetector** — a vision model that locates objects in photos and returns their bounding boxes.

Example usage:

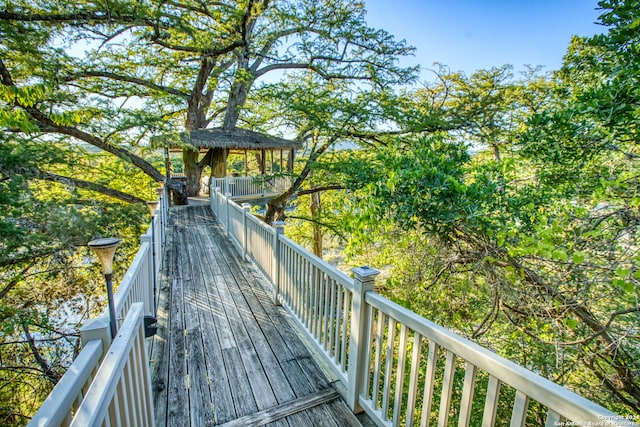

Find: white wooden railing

[211,187,636,427]
[28,187,169,427]
[72,303,154,427]
[211,175,292,198]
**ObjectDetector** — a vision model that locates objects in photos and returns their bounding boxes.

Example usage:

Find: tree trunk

[310,191,322,258]
[265,192,289,224]
[492,143,501,162]
[264,141,330,224]
[181,55,218,199]
[211,147,228,178]
[179,72,251,195]
[183,148,201,197]
[223,79,251,130]
[166,178,188,205]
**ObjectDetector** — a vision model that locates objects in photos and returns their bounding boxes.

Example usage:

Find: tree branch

[0,58,15,85]
[35,170,146,204]
[250,27,304,73]
[284,215,346,240]
[296,185,345,196]
[21,322,60,384]
[606,307,640,328]
[264,116,355,223]
[255,62,372,81]
[65,71,190,98]
[1,59,165,183]
[31,111,165,181]
[500,303,604,346]
[149,36,244,57]
[0,265,33,301]
[162,0,235,18]
[0,11,142,24]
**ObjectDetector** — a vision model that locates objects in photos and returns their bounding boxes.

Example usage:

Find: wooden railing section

[28,188,169,427]
[211,175,292,198]
[211,187,635,427]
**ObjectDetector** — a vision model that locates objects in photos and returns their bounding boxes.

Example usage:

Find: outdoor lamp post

[147,201,159,315]
[88,237,121,339]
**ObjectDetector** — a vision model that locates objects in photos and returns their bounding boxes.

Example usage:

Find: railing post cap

[351,265,380,280]
[242,203,251,209]
[273,220,285,228]
[224,192,232,197]
[80,315,110,332]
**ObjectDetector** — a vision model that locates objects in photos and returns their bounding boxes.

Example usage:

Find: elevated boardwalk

[149,203,362,426]
[28,190,634,427]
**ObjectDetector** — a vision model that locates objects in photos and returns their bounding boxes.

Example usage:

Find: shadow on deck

[148,203,364,427]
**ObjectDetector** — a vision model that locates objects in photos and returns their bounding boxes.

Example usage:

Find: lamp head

[147,200,160,216]
[88,238,121,275]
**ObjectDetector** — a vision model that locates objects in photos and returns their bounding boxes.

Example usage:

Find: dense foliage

[282,0,639,414]
[274,0,640,416]
[0,141,157,424]
[1,0,639,423]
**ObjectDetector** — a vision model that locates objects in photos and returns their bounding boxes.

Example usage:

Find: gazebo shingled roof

[178,128,302,151]
[157,128,299,179]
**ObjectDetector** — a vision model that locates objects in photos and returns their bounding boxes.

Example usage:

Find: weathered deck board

[150,203,362,427]
[183,228,214,426]
[167,223,190,427]
[148,225,171,425]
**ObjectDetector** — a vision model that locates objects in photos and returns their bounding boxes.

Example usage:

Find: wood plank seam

[216,387,340,427]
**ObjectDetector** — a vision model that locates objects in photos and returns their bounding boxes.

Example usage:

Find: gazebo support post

[288,149,295,172]
[280,149,283,172]
[164,147,171,178]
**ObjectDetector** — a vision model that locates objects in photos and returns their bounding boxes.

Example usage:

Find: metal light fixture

[147,200,159,217]
[145,201,160,337]
[88,237,120,339]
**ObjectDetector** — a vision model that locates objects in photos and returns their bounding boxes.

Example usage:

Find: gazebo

[168,128,302,177]
[158,128,302,198]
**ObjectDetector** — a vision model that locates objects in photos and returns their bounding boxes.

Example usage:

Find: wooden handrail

[211,176,293,198]
[364,292,621,425]
[210,185,637,427]
[70,303,154,427]
[27,341,104,427]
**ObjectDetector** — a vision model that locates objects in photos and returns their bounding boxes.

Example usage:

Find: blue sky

[363,0,605,77]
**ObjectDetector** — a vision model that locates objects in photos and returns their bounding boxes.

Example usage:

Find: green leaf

[615,267,630,278]
[552,249,568,262]
[614,278,634,293]
[564,317,579,329]
[572,252,585,264]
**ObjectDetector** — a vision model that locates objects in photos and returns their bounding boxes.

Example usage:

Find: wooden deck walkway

[148,203,363,427]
